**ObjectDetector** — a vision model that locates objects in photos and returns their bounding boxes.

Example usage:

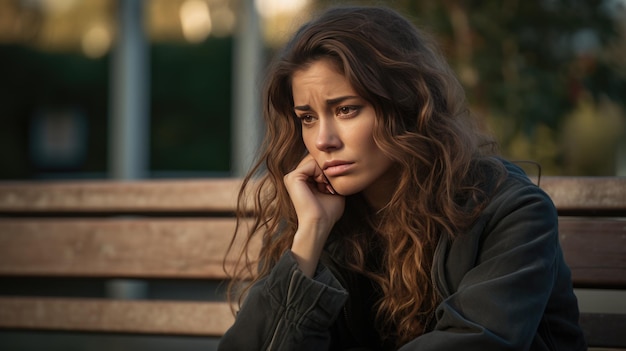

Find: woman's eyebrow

[294,95,360,111]
[294,104,312,111]
[326,95,359,106]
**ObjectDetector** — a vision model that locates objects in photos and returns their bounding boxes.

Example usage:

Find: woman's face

[291,59,396,209]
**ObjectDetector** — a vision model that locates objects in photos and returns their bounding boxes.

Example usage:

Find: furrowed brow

[326,95,359,106]
[294,96,359,111]
[294,104,311,111]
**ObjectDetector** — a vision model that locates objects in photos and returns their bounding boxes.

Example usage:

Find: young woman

[218,5,586,351]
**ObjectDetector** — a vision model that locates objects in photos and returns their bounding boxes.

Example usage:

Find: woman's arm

[284,154,345,277]
[220,153,347,350]
[218,251,348,351]
[400,179,583,350]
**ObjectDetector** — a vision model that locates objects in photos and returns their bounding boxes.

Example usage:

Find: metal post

[109,0,149,180]
[107,0,149,300]
[231,0,263,177]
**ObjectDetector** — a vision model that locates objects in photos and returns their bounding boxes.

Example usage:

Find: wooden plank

[580,312,626,348]
[0,177,623,214]
[539,177,626,214]
[0,299,624,347]
[559,218,626,288]
[0,179,244,213]
[1,217,624,286]
[0,297,234,336]
[0,218,260,279]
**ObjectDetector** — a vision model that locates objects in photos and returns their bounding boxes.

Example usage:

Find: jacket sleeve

[218,250,349,351]
[400,180,571,350]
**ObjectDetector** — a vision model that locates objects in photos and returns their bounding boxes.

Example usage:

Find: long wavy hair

[225,5,505,347]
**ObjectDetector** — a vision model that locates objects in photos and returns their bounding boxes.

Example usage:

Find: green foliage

[315,0,626,174]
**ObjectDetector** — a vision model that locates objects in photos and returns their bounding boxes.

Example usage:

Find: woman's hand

[284,154,345,277]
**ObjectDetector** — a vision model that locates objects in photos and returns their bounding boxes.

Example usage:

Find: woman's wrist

[291,224,331,278]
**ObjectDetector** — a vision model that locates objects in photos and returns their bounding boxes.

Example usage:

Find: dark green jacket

[218,161,586,350]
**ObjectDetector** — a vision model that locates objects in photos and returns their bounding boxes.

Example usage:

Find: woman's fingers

[288,154,333,193]
[311,167,336,195]
[284,154,344,225]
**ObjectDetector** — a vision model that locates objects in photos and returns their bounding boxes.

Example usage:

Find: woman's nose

[315,120,342,152]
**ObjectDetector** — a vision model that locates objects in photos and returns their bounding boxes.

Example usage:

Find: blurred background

[0,0,625,349]
[0,0,624,182]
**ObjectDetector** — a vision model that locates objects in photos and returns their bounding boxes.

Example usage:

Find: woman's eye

[337,106,358,117]
[298,114,315,125]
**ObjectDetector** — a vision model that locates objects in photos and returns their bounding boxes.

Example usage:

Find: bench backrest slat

[0,179,243,214]
[0,297,233,336]
[1,177,624,214]
[0,218,259,279]
[558,217,626,288]
[539,177,626,214]
[0,217,622,287]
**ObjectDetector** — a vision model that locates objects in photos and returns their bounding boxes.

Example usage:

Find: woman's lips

[323,161,354,177]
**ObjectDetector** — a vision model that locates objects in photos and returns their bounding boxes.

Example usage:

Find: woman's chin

[328,180,360,197]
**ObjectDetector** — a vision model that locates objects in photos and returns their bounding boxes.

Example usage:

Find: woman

[218,5,585,351]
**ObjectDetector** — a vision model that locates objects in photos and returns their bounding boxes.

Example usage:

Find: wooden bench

[0,177,624,350]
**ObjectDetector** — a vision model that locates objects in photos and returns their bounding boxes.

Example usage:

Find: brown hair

[226,5,505,347]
